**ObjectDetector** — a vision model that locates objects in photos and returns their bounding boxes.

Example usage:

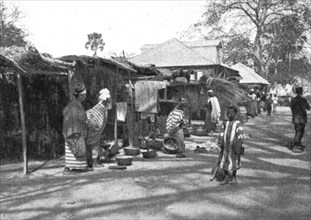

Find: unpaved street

[1,107,310,220]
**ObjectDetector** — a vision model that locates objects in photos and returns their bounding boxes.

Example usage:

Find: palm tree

[85,32,105,56]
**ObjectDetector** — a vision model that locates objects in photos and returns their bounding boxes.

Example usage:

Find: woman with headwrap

[62,83,91,174]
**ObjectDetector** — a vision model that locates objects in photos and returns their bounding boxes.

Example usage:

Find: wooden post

[127,70,134,147]
[16,73,28,175]
[114,67,118,147]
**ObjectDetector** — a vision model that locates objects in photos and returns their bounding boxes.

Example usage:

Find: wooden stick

[16,73,28,175]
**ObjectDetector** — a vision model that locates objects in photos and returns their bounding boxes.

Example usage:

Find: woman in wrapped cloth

[62,83,92,175]
[217,106,244,185]
[163,97,188,158]
[85,88,111,168]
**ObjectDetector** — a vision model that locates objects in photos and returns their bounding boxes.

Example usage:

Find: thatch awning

[0,47,70,75]
[60,55,137,73]
[0,54,25,73]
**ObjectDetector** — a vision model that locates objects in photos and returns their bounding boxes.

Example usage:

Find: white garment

[208,96,221,123]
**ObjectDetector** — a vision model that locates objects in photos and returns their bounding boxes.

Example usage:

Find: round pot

[115,155,133,166]
[124,147,140,156]
[194,127,207,136]
[142,150,157,158]
[163,137,180,153]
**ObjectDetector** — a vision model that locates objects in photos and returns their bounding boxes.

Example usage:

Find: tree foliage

[85,32,105,56]
[0,1,28,47]
[184,0,311,83]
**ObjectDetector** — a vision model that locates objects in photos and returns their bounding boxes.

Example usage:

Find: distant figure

[163,97,188,158]
[205,90,221,133]
[290,87,310,153]
[266,94,273,116]
[261,91,267,112]
[217,106,244,185]
[272,94,278,112]
[247,89,257,118]
[255,88,262,114]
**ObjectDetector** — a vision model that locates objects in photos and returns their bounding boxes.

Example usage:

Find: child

[217,106,244,185]
[266,94,273,116]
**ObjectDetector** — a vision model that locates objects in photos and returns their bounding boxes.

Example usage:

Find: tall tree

[85,32,105,56]
[185,0,310,80]
[264,14,310,83]
[0,1,28,47]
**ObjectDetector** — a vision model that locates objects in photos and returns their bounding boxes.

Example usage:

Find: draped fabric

[218,120,243,172]
[166,108,185,153]
[166,108,184,134]
[62,100,87,139]
[116,102,127,122]
[86,103,107,146]
[134,81,167,113]
[209,96,221,123]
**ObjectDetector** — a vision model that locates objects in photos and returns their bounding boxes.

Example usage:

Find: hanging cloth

[134,81,167,113]
[117,102,127,122]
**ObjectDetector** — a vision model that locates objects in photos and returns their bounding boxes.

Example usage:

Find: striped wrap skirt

[65,142,87,170]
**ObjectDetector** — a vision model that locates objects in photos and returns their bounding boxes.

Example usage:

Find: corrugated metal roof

[130,38,215,67]
[140,40,221,51]
[183,40,221,47]
[231,63,269,85]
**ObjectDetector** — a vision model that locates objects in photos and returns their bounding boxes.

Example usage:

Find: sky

[8,0,206,58]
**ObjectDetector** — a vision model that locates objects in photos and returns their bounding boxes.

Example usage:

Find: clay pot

[163,137,180,153]
[115,155,133,166]
[124,147,140,156]
[142,150,157,158]
[194,127,207,136]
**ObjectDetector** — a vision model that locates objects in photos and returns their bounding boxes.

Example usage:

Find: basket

[115,155,133,166]
[124,147,140,156]
[163,137,180,153]
[142,150,157,158]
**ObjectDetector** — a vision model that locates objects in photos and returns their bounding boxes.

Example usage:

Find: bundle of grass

[199,75,250,108]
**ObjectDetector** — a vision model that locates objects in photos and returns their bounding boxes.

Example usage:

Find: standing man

[86,88,111,168]
[290,87,310,153]
[163,97,188,158]
[205,90,221,133]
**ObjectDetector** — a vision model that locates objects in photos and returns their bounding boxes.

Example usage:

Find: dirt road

[1,107,310,220]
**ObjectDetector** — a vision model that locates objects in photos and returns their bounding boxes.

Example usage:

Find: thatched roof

[231,63,269,85]
[0,46,70,74]
[60,55,137,73]
[130,38,215,68]
[0,54,25,73]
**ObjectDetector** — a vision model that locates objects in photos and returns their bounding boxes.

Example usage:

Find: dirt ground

[1,106,310,220]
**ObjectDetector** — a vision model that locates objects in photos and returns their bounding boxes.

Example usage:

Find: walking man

[290,87,310,153]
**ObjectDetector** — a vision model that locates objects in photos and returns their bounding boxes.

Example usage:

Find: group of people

[62,83,111,175]
[62,83,309,184]
[163,86,309,185]
[163,91,242,185]
[247,88,279,118]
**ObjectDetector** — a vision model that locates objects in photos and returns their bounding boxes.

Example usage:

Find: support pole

[16,73,28,175]
[114,67,119,147]
[127,71,134,147]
